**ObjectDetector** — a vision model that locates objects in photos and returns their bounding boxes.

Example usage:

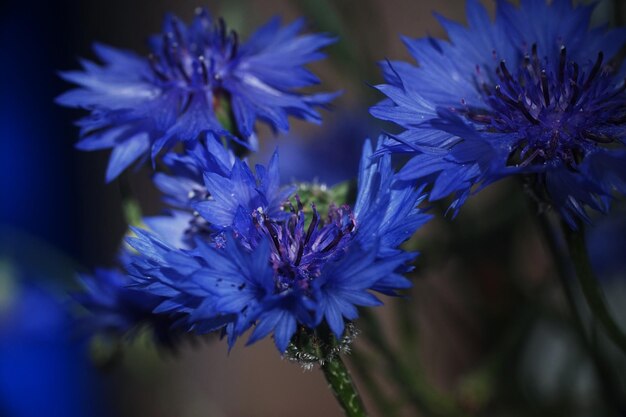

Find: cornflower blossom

[371,0,626,226]
[124,140,431,352]
[58,8,337,181]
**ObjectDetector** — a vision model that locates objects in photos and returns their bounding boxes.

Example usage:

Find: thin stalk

[524,177,626,354]
[350,348,401,417]
[562,224,626,354]
[535,212,625,411]
[360,310,468,417]
[321,354,369,417]
[395,296,420,361]
[535,213,587,337]
[615,0,625,26]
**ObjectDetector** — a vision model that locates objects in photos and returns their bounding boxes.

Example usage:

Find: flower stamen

[253,199,357,295]
[463,44,624,169]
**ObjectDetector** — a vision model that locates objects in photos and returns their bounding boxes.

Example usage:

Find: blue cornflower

[144,134,236,248]
[57,8,338,182]
[371,0,626,227]
[146,137,293,248]
[192,148,296,243]
[74,268,182,347]
[125,140,431,352]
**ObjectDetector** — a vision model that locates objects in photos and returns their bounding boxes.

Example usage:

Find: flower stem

[535,213,586,332]
[350,348,400,417]
[535,211,626,410]
[562,224,626,354]
[359,310,467,417]
[321,354,369,417]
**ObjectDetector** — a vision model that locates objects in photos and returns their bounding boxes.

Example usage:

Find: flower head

[145,136,294,249]
[125,140,431,352]
[58,8,338,181]
[371,0,626,226]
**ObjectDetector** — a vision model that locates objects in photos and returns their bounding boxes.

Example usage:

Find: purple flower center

[147,8,239,92]
[462,44,625,168]
[253,198,356,294]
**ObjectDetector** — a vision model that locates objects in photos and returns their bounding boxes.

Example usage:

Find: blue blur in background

[257,110,374,186]
[0,1,79,254]
[0,1,110,416]
[0,269,105,417]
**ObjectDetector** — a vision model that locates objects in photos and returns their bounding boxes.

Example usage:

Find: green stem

[350,348,400,417]
[395,297,419,361]
[535,212,625,411]
[562,225,626,354]
[360,310,467,417]
[535,213,587,335]
[321,354,369,417]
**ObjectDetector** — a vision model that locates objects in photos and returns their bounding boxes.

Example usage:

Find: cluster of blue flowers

[66,8,430,353]
[65,0,625,355]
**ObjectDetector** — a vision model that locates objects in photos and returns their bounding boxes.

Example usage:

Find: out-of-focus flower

[257,111,375,186]
[124,140,431,353]
[57,8,338,182]
[0,261,105,417]
[74,267,183,348]
[371,0,626,227]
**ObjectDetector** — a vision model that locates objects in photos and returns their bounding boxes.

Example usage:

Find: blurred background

[1,0,625,416]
